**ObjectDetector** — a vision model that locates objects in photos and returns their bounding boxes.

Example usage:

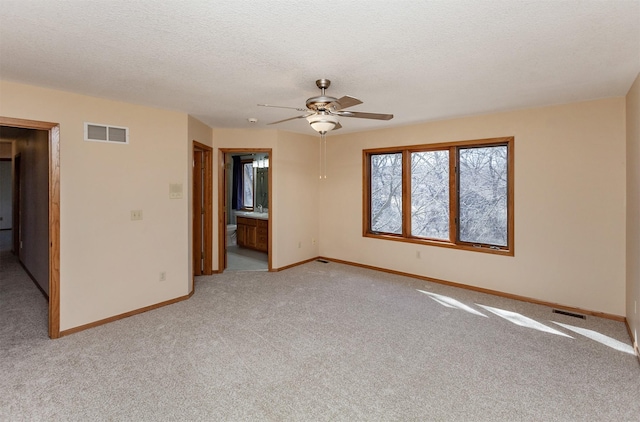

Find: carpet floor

[1,251,639,421]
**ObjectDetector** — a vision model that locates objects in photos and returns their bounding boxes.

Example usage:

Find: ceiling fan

[258,79,393,134]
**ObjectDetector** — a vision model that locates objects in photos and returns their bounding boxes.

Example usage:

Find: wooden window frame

[363,136,514,256]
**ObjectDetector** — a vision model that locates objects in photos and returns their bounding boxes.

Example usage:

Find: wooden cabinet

[256,220,268,252]
[236,216,268,252]
[237,223,246,245]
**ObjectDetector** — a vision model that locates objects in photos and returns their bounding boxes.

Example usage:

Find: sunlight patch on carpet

[477,304,573,338]
[418,290,488,317]
[552,321,635,354]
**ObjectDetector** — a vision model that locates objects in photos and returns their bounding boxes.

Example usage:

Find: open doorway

[218,149,272,272]
[0,117,60,339]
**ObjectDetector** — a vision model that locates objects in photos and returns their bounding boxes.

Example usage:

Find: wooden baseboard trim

[59,290,194,337]
[625,319,634,345]
[320,256,626,322]
[19,259,49,301]
[625,320,640,365]
[273,257,321,272]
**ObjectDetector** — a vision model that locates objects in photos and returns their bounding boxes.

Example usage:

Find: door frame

[0,116,60,339]
[218,148,272,272]
[192,141,213,278]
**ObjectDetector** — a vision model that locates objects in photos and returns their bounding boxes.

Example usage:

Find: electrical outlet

[131,210,143,221]
[416,250,421,259]
[298,241,302,249]
[312,238,316,245]
[159,271,166,282]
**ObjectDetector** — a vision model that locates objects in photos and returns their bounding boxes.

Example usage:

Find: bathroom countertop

[235,211,269,220]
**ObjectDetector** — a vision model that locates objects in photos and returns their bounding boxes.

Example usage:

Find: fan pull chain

[323,134,327,179]
[319,134,323,179]
[319,133,328,179]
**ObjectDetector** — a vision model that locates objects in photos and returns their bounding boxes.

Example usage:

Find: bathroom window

[242,161,254,209]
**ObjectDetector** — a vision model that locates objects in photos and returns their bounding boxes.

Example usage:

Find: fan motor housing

[306,96,337,111]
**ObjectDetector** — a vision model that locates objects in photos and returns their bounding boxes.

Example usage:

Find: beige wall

[321,98,627,316]
[626,73,640,351]
[0,78,631,331]
[188,116,213,149]
[275,131,321,265]
[0,80,190,331]
[211,128,320,270]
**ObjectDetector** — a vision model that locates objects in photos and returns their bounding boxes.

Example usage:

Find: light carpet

[1,251,639,421]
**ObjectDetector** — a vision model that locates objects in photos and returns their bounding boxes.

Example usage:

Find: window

[364,137,514,255]
[370,152,403,234]
[242,161,254,209]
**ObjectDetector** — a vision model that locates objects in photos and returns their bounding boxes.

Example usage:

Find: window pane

[458,145,508,246]
[370,153,403,234]
[411,150,449,240]
[243,163,254,208]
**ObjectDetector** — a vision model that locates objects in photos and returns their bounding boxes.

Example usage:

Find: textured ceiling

[0,1,639,135]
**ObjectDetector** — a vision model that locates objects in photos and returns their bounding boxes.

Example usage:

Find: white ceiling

[1,1,639,135]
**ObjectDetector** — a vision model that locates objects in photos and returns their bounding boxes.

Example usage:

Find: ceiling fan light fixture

[306,113,338,134]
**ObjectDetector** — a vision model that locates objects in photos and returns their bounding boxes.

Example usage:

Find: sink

[235,211,269,220]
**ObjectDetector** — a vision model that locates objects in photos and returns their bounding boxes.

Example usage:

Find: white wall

[626,73,640,350]
[320,98,627,316]
[0,80,190,331]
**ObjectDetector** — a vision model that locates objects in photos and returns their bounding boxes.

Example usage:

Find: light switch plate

[131,210,143,220]
[169,183,183,199]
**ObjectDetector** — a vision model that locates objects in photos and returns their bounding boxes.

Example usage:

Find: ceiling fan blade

[267,114,312,125]
[258,104,309,112]
[334,110,393,120]
[327,95,363,111]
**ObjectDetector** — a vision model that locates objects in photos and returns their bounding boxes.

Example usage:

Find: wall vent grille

[84,122,129,144]
[552,309,586,319]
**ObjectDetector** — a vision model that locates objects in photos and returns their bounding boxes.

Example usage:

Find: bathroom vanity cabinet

[236,216,268,252]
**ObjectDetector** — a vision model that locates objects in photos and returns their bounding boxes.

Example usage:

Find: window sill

[363,232,514,257]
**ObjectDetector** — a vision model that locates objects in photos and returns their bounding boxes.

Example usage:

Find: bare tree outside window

[411,150,449,239]
[364,137,513,255]
[458,146,508,246]
[370,153,402,234]
[243,162,254,208]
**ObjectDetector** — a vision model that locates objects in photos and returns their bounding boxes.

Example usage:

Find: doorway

[0,117,60,339]
[218,149,272,272]
[192,141,213,278]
